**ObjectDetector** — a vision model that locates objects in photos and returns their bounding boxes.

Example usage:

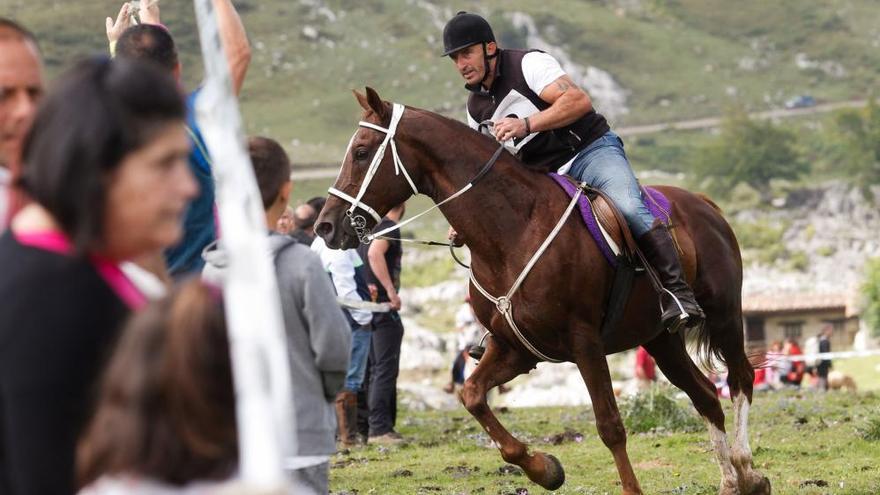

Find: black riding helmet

[442,12,498,94]
[442,11,495,56]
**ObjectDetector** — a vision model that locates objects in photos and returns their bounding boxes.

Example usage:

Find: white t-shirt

[466,51,575,172]
[521,51,567,97]
[310,236,371,325]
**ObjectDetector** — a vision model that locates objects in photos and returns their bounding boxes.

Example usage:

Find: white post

[192,0,294,487]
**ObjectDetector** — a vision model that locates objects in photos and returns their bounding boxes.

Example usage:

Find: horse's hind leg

[571,327,643,495]
[723,328,772,495]
[459,338,565,490]
[643,332,740,494]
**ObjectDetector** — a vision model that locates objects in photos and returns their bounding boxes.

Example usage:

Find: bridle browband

[328,102,505,245]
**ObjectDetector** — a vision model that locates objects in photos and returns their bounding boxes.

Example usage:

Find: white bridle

[328,103,416,232]
[328,102,479,244]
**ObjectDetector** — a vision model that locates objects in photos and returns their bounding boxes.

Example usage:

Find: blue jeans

[345,324,372,391]
[566,131,655,238]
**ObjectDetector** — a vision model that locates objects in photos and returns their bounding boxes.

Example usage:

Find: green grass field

[330,390,880,494]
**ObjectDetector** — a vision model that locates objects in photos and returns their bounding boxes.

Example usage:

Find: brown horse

[316,88,771,495]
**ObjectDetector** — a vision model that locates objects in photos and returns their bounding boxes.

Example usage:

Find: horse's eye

[354,148,369,161]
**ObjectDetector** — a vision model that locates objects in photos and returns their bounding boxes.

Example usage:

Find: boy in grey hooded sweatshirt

[202,136,350,494]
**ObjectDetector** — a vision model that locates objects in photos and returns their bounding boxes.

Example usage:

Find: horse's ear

[353,89,370,111]
[364,86,389,122]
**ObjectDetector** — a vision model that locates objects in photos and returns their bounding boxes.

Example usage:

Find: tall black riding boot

[637,221,705,333]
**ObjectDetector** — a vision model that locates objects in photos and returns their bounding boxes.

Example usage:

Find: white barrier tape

[769,348,880,362]
[193,0,293,487]
[336,297,392,313]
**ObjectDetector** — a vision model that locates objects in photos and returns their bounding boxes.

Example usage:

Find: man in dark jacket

[359,203,406,444]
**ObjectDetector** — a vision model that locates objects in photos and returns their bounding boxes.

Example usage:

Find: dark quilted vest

[466,49,610,172]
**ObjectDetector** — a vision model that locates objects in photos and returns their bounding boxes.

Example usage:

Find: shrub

[620,385,703,434]
[857,414,880,441]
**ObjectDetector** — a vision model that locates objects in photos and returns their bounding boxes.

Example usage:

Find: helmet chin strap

[468,43,497,97]
[480,42,497,85]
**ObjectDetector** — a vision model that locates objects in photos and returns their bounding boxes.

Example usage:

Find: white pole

[192,0,294,487]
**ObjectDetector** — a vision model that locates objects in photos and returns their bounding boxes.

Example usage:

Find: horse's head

[316,87,421,249]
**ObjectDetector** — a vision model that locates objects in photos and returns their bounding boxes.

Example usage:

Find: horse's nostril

[315,221,334,238]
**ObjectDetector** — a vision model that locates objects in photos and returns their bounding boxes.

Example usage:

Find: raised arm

[213,0,251,95]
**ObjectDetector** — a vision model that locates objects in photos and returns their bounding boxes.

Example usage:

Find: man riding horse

[442,11,704,334]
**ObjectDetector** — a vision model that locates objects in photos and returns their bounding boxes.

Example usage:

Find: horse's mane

[404,105,541,174]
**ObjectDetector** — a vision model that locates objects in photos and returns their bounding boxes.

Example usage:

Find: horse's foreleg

[571,331,643,495]
[459,338,565,491]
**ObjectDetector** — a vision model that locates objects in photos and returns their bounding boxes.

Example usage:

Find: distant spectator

[0,18,44,231]
[290,203,317,245]
[780,338,805,387]
[312,227,372,447]
[0,57,195,495]
[307,196,326,219]
[763,340,784,390]
[816,325,833,391]
[76,280,237,494]
[276,205,294,234]
[634,346,656,391]
[109,0,251,275]
[359,203,406,444]
[803,333,819,378]
[444,295,484,394]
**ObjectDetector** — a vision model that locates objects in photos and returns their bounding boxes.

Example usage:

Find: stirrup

[664,312,689,334]
[659,288,698,334]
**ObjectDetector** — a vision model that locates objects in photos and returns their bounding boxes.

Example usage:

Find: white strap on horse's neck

[469,183,586,363]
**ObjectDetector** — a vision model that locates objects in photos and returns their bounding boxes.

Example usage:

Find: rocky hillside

[736,182,880,295]
[7,0,880,162]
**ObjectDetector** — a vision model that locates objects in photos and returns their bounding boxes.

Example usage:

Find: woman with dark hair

[0,56,196,494]
[77,280,238,493]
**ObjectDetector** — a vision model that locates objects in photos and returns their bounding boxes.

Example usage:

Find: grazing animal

[828,370,857,392]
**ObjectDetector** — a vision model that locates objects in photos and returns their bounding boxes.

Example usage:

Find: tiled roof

[742,292,857,316]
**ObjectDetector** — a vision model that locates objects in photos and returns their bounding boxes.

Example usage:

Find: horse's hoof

[743,475,771,495]
[526,452,565,491]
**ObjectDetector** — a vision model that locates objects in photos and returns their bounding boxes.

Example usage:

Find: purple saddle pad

[548,173,671,267]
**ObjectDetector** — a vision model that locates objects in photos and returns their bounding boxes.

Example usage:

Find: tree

[692,110,808,202]
[862,258,880,338]
[829,99,880,195]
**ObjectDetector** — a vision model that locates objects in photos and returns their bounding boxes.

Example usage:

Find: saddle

[548,173,698,341]
[548,173,697,281]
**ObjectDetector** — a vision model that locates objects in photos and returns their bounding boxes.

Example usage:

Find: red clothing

[753,367,766,386]
[635,347,656,381]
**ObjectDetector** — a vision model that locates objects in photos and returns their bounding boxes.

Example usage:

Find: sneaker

[442,382,456,394]
[368,430,405,445]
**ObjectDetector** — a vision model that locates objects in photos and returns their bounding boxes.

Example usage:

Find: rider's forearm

[213,0,251,95]
[528,89,592,133]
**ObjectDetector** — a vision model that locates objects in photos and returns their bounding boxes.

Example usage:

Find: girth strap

[469,183,586,363]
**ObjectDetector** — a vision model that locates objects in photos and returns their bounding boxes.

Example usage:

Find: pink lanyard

[14,230,147,311]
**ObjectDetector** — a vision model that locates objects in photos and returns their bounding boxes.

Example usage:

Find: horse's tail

[687,323,728,373]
